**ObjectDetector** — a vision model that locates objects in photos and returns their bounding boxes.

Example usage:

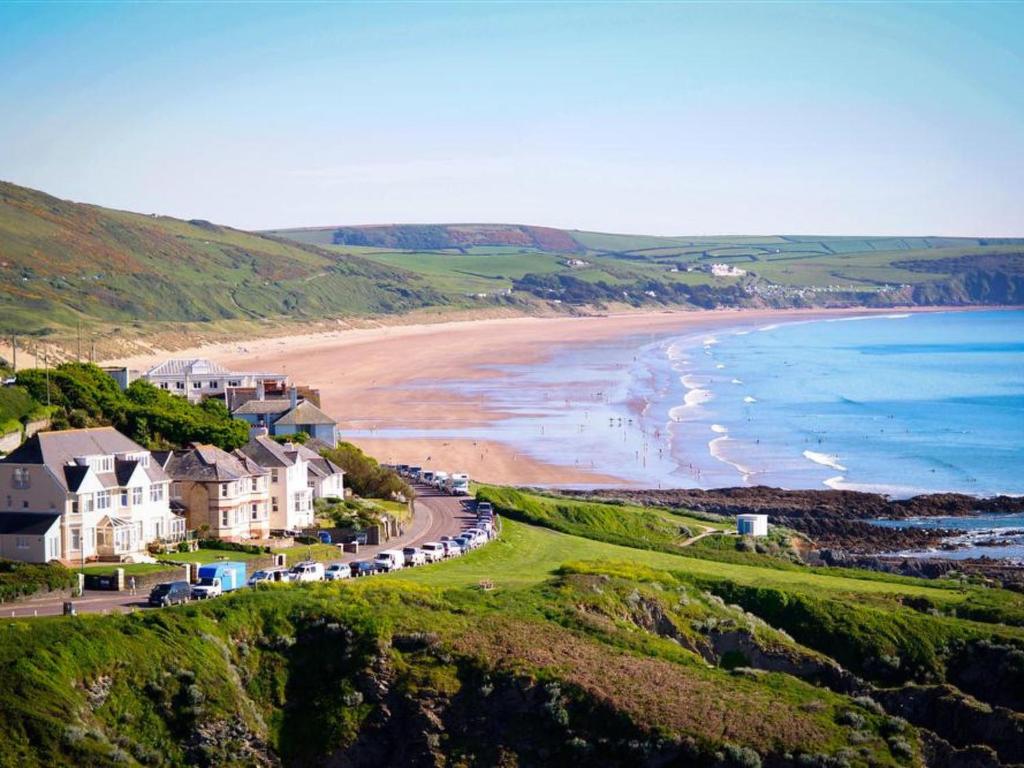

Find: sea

[353,309,1024,498]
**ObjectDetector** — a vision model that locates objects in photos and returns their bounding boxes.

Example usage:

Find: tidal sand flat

[339,309,1023,495]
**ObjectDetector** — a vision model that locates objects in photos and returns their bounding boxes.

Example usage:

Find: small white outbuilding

[736,514,769,537]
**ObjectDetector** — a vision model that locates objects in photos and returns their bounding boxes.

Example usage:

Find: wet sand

[109,307,922,485]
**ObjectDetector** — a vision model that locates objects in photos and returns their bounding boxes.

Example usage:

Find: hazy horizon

[2,2,1022,236]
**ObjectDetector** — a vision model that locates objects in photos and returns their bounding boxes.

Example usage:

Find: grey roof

[237,435,297,469]
[2,428,169,491]
[233,399,293,416]
[145,358,232,378]
[0,512,61,536]
[163,444,267,483]
[291,443,344,478]
[273,400,336,427]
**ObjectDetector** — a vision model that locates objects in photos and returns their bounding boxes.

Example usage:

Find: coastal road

[3,484,475,619]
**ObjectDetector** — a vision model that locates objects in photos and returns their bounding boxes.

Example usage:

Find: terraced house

[158,444,271,541]
[237,434,314,532]
[0,428,185,564]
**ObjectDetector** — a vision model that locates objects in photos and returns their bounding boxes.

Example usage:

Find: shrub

[722,743,762,768]
[0,559,76,601]
[198,540,270,555]
[318,442,412,500]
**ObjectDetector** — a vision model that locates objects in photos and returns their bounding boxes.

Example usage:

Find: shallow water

[871,513,1024,561]
[349,309,1024,496]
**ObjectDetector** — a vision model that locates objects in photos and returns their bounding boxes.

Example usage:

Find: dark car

[350,560,379,577]
[148,581,191,607]
[342,531,369,546]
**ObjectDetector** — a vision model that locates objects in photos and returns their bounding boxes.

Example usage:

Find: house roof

[145,358,232,378]
[2,428,168,491]
[237,435,297,469]
[233,399,293,416]
[163,444,267,482]
[273,400,336,427]
[291,443,344,478]
[0,512,61,536]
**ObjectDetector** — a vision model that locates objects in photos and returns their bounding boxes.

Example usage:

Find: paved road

[3,484,476,619]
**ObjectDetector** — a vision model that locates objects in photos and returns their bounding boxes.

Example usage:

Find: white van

[289,561,325,582]
[419,542,445,563]
[373,549,405,572]
[248,567,292,586]
[433,471,449,489]
[447,473,470,495]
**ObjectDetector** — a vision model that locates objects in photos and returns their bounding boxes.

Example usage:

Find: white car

[440,540,461,558]
[290,561,325,582]
[324,563,351,580]
[248,567,292,586]
[420,542,446,563]
[190,578,223,600]
[403,547,427,567]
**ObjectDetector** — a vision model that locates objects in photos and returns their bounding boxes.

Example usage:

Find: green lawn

[159,549,264,565]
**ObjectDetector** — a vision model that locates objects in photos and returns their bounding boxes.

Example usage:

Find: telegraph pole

[9,335,15,373]
[44,352,50,407]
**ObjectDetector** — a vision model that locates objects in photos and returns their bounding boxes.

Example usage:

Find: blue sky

[1,2,1022,235]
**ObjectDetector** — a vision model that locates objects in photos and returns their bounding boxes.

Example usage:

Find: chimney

[256,379,265,401]
[289,386,298,409]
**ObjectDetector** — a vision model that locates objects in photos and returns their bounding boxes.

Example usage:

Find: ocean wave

[826,313,911,323]
[803,450,847,472]
[743,396,757,404]
[684,388,712,407]
[757,324,780,332]
[710,424,728,434]
[731,378,743,385]
[823,475,930,498]
[703,337,718,346]
[715,363,726,369]
[709,435,753,481]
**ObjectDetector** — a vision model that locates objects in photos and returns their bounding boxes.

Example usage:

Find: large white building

[143,358,288,404]
[0,428,186,564]
[237,434,314,532]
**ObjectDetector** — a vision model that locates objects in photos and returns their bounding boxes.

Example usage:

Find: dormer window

[12,468,30,489]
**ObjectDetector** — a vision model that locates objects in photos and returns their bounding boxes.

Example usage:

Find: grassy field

[3,487,1024,765]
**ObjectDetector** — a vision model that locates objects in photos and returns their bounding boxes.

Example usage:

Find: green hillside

[0,181,445,336]
[3,489,1024,766]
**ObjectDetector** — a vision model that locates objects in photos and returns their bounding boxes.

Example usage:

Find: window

[220,483,229,497]
[12,468,30,489]
[71,527,81,551]
[228,379,241,387]
[70,498,78,514]
[150,484,164,502]
[21,500,28,509]
[132,487,143,505]
[83,495,95,513]
[192,381,202,389]
[160,382,168,389]
[47,537,59,560]
[175,382,185,390]
[251,503,259,521]
[251,477,258,492]
[97,456,113,473]
[271,497,279,513]
[15,536,29,550]
[221,509,229,527]
[209,380,219,389]
[120,490,129,507]
[96,490,110,511]
[235,509,244,525]
[270,469,279,483]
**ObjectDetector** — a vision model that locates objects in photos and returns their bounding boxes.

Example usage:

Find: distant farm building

[710,264,747,277]
[736,514,768,537]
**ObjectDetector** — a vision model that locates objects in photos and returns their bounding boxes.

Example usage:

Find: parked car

[419,542,446,563]
[403,547,427,567]
[290,561,325,582]
[476,502,493,516]
[440,540,461,558]
[192,562,247,600]
[374,549,405,572]
[342,531,369,546]
[324,563,352,580]
[433,471,449,489]
[350,560,379,577]
[408,466,422,480]
[148,581,191,607]
[248,567,292,586]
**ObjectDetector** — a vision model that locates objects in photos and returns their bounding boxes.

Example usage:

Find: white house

[0,427,185,564]
[737,514,769,537]
[237,434,314,532]
[143,358,288,404]
[293,443,345,500]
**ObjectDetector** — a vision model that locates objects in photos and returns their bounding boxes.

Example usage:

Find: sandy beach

[107,306,925,485]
